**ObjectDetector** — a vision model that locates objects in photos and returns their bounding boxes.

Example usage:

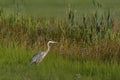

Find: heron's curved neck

[45,42,50,54]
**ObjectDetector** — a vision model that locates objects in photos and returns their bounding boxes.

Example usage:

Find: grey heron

[30,40,57,64]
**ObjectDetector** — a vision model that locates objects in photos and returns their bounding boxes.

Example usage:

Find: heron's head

[48,41,57,44]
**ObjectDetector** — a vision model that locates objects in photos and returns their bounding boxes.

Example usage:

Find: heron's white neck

[44,42,50,55]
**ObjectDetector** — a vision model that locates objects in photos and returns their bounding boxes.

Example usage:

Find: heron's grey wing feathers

[30,51,44,64]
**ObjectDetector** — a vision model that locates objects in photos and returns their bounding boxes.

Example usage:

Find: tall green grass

[0,2,120,79]
[0,45,120,80]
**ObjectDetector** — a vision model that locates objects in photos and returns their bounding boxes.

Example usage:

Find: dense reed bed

[0,8,120,62]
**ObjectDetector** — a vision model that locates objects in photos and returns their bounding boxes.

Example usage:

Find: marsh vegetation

[0,0,120,80]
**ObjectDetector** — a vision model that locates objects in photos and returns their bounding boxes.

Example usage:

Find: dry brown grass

[0,11,120,62]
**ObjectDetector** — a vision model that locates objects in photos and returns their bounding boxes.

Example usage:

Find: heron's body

[30,51,44,64]
[30,41,56,64]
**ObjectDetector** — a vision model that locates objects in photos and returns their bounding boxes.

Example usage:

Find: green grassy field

[0,0,120,80]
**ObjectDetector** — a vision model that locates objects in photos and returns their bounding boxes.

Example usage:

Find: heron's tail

[29,62,32,65]
[30,59,34,65]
